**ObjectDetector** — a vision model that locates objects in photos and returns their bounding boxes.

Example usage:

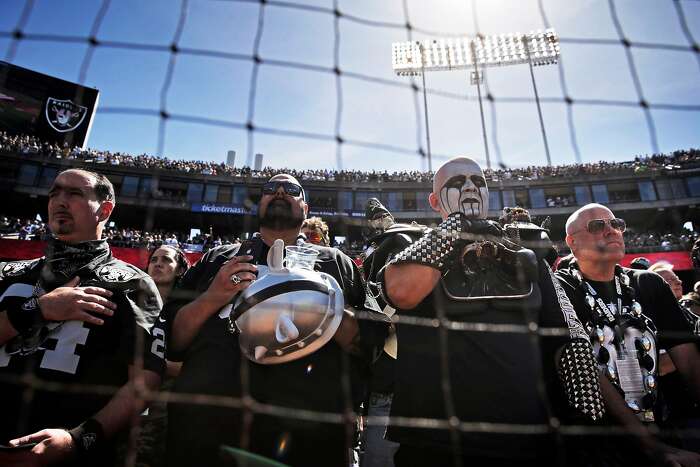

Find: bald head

[430,156,488,219]
[565,203,625,267]
[565,203,613,235]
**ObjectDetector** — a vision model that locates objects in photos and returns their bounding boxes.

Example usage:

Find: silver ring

[230,274,242,285]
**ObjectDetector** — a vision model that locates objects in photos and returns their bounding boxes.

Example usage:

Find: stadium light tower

[392,29,561,169]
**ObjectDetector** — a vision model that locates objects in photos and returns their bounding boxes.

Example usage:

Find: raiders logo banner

[45,98,88,133]
[0,62,99,148]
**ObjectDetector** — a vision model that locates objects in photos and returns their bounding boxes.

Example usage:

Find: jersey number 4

[0,321,90,374]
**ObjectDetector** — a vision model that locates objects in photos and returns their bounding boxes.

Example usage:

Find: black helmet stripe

[231,280,331,322]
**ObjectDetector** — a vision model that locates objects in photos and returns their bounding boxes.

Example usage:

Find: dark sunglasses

[582,218,626,234]
[262,181,304,199]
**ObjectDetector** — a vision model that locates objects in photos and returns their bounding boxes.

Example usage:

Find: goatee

[259,199,304,231]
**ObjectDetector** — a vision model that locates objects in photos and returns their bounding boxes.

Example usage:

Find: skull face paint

[434,157,489,219]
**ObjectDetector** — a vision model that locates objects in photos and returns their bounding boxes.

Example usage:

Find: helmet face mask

[233,240,345,364]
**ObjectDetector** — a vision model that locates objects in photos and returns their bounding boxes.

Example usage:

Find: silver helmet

[232,239,345,364]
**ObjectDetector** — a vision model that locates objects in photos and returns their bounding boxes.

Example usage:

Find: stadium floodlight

[391,29,560,76]
[392,29,560,169]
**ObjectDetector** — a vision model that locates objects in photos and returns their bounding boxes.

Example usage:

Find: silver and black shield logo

[45,97,88,133]
[98,264,136,283]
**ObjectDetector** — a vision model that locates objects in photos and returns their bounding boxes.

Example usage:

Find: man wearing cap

[161,174,388,467]
[380,156,603,465]
[0,168,164,466]
[556,203,700,465]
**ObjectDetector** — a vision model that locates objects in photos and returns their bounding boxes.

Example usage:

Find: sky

[1,0,699,172]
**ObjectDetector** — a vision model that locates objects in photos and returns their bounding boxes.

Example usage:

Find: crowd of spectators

[0,216,239,253]
[0,217,51,242]
[624,230,699,252]
[0,132,433,183]
[546,195,576,207]
[483,150,700,182]
[2,131,698,184]
[3,213,697,259]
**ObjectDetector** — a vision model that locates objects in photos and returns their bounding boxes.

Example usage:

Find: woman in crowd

[148,244,190,303]
[133,245,190,467]
[302,216,330,246]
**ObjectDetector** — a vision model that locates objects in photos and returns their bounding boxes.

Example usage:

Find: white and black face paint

[437,160,489,218]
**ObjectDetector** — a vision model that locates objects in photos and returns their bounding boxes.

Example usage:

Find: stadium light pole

[392,29,561,169]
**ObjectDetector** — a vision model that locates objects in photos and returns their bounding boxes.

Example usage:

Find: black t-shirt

[554,267,699,462]
[163,237,388,467]
[0,253,164,446]
[555,267,696,351]
[385,253,583,460]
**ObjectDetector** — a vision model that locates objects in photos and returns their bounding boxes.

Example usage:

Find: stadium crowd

[0,216,238,252]
[2,214,697,257]
[2,130,699,184]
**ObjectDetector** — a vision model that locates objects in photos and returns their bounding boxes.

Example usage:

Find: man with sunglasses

[556,203,700,465]
[162,174,388,467]
[0,169,164,467]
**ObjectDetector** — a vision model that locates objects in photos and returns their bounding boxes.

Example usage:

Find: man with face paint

[378,157,604,466]
[435,158,490,219]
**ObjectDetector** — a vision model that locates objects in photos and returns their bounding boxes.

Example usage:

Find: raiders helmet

[232,240,345,364]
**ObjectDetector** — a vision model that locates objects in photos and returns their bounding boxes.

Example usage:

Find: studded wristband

[558,339,605,421]
[6,295,45,336]
[389,212,467,272]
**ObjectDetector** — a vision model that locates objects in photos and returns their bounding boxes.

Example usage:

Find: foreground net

[1,1,699,466]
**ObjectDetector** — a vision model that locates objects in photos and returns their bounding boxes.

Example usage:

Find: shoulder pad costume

[383,212,604,422]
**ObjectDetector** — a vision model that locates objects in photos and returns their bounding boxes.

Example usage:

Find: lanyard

[583,275,623,325]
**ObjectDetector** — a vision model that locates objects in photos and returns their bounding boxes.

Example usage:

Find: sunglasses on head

[262,181,304,199]
[582,218,626,234]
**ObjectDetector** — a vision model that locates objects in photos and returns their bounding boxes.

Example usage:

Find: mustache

[270,198,291,207]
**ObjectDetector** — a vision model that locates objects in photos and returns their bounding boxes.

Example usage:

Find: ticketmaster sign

[191,203,367,217]
[191,203,256,215]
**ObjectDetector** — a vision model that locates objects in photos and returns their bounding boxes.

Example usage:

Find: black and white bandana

[40,237,111,290]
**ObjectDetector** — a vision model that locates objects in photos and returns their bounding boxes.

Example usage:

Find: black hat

[365,198,393,222]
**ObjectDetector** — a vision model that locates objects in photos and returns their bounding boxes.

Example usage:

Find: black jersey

[555,266,699,465]
[164,236,388,467]
[0,241,164,444]
[555,267,696,352]
[385,251,584,460]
